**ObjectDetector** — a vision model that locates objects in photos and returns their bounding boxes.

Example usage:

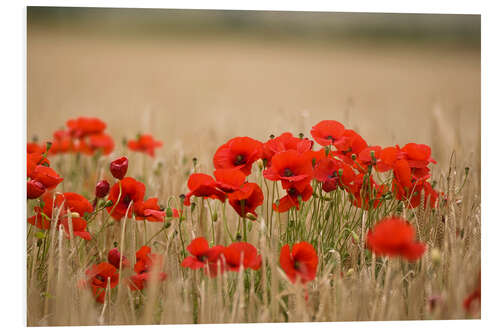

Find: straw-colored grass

[26,115,480,326]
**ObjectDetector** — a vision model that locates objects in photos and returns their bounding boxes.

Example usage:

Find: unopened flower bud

[431,248,441,265]
[27,179,45,199]
[95,180,110,198]
[107,248,129,269]
[110,156,128,180]
[245,213,256,221]
[164,222,172,229]
[212,211,218,221]
[257,159,264,170]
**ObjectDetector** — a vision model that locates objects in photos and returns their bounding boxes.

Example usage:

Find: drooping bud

[95,180,110,198]
[110,156,128,180]
[107,248,130,269]
[27,179,45,199]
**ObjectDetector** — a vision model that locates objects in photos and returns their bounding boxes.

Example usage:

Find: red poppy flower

[27,179,45,199]
[108,248,130,269]
[463,272,481,313]
[228,182,264,218]
[48,130,74,155]
[310,120,346,146]
[262,132,313,164]
[366,217,426,261]
[27,142,45,154]
[134,198,166,222]
[110,156,129,180]
[181,237,225,277]
[348,174,387,210]
[401,143,437,168]
[273,183,313,212]
[127,134,163,157]
[27,152,50,178]
[303,148,327,168]
[222,242,262,271]
[313,157,355,193]
[263,150,313,190]
[280,242,318,284]
[129,246,167,291]
[213,137,263,175]
[85,262,119,303]
[87,133,115,155]
[60,217,92,240]
[28,192,93,230]
[30,165,63,190]
[106,177,146,221]
[183,173,226,206]
[333,129,367,156]
[358,146,392,173]
[67,117,107,139]
[214,168,246,193]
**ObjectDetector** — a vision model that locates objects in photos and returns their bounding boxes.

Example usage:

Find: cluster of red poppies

[184,120,440,216]
[28,117,164,158]
[27,117,114,156]
[181,237,318,284]
[27,143,64,200]
[104,156,175,222]
[84,246,166,303]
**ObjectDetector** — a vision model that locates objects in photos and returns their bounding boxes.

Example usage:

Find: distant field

[27,30,480,172]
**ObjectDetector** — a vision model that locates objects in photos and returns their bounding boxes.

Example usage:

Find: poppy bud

[95,180,110,198]
[110,156,128,180]
[107,248,129,269]
[27,179,45,199]
[212,211,218,221]
[245,213,256,221]
[431,248,441,265]
[166,207,173,218]
[164,222,171,229]
[257,159,264,170]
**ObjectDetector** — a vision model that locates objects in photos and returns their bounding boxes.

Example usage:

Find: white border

[2,0,499,332]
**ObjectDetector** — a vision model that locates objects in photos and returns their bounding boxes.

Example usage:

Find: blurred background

[27,7,480,174]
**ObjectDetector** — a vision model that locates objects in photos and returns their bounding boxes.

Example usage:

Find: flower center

[123,194,132,205]
[234,154,246,166]
[283,168,293,177]
[96,274,106,283]
[326,135,335,142]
